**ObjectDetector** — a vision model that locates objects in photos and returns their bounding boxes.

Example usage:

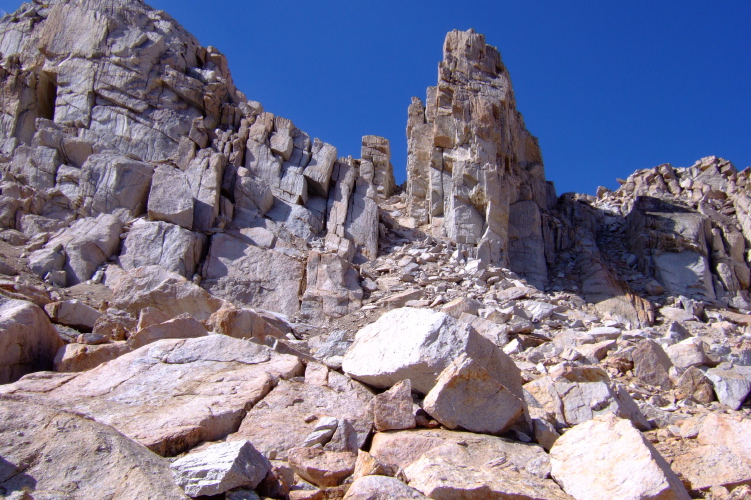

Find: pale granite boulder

[342,307,522,399]
[549,414,690,500]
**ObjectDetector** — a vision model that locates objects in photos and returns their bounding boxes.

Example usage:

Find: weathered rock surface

[343,475,427,500]
[43,298,101,331]
[54,341,131,372]
[372,379,416,431]
[697,413,751,463]
[42,213,123,286]
[127,313,208,349]
[550,414,690,500]
[300,250,363,324]
[671,444,751,492]
[147,165,195,229]
[403,456,572,500]
[633,339,674,389]
[287,447,357,488]
[405,29,549,287]
[230,378,373,459]
[423,353,524,434]
[111,265,224,321]
[206,306,288,344]
[369,428,551,478]
[0,297,63,383]
[119,219,206,279]
[705,367,751,410]
[202,232,304,317]
[170,440,271,497]
[1,336,303,456]
[0,395,188,499]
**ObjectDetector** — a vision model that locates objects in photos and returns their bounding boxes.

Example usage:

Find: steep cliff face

[406,29,552,287]
[0,0,394,323]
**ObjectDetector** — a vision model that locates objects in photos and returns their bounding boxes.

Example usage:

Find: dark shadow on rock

[0,455,37,497]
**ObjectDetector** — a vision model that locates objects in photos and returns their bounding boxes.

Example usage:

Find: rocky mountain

[0,1,750,499]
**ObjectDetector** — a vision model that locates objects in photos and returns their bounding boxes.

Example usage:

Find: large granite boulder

[119,219,206,278]
[342,307,523,399]
[44,213,123,285]
[550,414,690,500]
[202,232,305,317]
[110,265,225,321]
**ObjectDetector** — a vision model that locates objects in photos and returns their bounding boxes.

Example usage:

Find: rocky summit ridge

[0,1,750,499]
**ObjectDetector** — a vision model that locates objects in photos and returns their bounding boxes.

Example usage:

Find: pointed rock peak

[442,29,505,77]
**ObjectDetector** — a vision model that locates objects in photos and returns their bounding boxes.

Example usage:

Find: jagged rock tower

[406,29,553,287]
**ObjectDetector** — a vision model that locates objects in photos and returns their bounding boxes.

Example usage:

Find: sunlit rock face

[406,29,552,287]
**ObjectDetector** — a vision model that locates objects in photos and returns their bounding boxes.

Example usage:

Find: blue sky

[2,1,749,195]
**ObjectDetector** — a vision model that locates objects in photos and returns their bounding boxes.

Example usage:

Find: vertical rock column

[405,29,550,286]
[361,135,395,204]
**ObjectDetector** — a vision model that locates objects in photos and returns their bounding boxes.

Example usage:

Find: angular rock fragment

[549,414,690,500]
[633,339,674,389]
[202,232,304,317]
[373,379,416,431]
[671,445,751,492]
[206,306,287,344]
[675,366,715,404]
[119,219,205,278]
[423,353,524,434]
[300,250,363,323]
[127,314,208,349]
[45,213,123,286]
[697,413,751,463]
[302,416,340,448]
[79,153,154,217]
[441,296,482,319]
[705,367,751,410]
[111,265,224,321]
[171,440,271,497]
[44,299,102,331]
[230,379,373,459]
[524,365,650,430]
[287,447,357,488]
[369,428,550,477]
[665,338,709,371]
[54,341,131,372]
[148,164,194,229]
[403,456,572,500]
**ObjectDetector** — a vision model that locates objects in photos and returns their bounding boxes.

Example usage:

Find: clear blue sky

[2,1,749,195]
